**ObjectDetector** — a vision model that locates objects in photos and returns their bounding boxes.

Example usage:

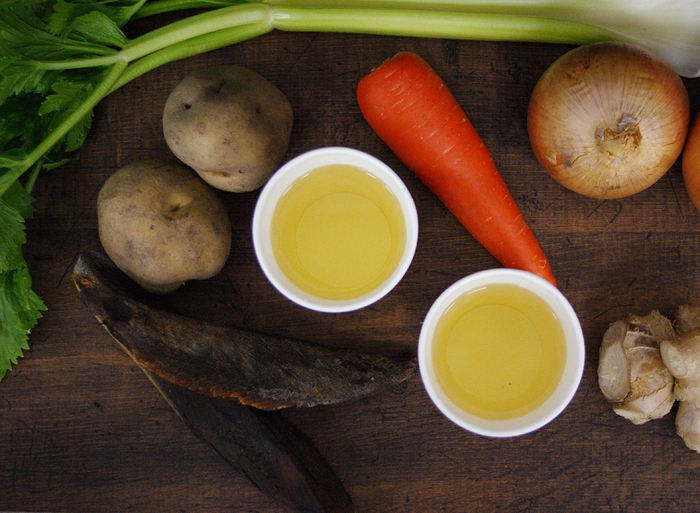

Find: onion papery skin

[527,42,690,200]
[682,114,700,212]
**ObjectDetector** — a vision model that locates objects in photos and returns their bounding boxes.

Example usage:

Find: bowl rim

[252,146,419,313]
[417,268,585,438]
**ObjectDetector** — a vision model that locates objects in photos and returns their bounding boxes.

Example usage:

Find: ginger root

[598,311,675,424]
[675,401,700,453]
[599,305,700,454]
[672,304,700,335]
[659,304,700,453]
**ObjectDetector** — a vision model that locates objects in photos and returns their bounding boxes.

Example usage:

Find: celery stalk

[271,7,613,44]
[131,0,700,77]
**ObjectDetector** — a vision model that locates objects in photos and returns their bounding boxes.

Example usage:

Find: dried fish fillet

[147,372,354,513]
[73,250,416,410]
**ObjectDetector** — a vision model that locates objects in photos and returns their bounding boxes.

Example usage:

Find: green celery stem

[110,23,273,92]
[271,7,616,44]
[132,0,238,19]
[120,4,272,62]
[115,4,616,92]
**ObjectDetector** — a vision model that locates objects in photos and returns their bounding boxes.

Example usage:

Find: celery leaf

[0,196,46,380]
[0,1,138,382]
[48,0,146,33]
[67,11,130,48]
[0,196,25,271]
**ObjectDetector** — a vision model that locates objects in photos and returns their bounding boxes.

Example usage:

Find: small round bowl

[252,147,419,313]
[418,269,585,438]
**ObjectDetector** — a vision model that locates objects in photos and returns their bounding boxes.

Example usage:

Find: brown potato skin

[163,65,293,192]
[97,160,232,294]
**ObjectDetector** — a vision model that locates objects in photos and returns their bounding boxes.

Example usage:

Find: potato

[162,65,293,192]
[97,159,231,294]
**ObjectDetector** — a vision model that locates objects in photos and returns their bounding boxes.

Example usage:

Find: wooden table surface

[2,10,700,513]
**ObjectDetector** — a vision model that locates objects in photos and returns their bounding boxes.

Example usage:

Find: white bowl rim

[252,146,419,313]
[418,268,585,438]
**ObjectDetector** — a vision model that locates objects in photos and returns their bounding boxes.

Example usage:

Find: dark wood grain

[2,11,700,513]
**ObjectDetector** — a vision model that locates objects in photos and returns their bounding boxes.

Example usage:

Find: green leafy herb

[1,0,698,380]
[0,181,45,380]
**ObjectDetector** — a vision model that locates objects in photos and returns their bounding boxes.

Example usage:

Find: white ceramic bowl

[418,269,585,438]
[252,147,419,313]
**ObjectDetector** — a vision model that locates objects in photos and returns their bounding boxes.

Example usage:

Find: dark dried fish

[72,250,416,410]
[146,372,354,513]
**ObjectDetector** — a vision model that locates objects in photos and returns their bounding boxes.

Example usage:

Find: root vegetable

[598,311,675,424]
[97,159,231,294]
[660,330,700,403]
[357,51,556,286]
[163,65,293,193]
[599,304,700,453]
[660,328,700,453]
[673,303,700,335]
[682,113,700,212]
[675,401,700,453]
[528,42,690,199]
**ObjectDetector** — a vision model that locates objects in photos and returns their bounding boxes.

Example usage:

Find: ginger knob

[598,311,675,425]
[660,327,700,453]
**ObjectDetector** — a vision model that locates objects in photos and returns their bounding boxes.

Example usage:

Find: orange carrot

[356,51,556,287]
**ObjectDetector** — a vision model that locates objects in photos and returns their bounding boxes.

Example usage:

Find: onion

[683,114,700,212]
[527,42,690,200]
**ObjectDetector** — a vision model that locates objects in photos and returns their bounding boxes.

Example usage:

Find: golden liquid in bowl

[270,164,407,301]
[432,283,567,420]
